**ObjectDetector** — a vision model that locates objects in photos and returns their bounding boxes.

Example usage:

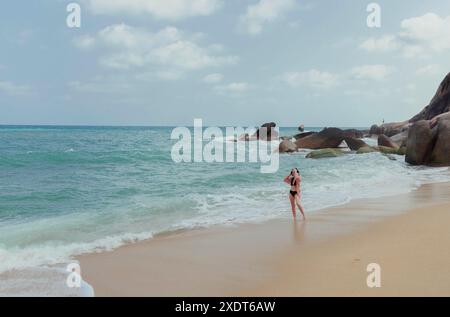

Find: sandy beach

[78,181,450,297]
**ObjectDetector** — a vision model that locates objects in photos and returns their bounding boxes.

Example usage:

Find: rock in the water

[296,127,345,149]
[279,139,297,153]
[355,145,405,155]
[357,146,378,154]
[293,131,316,139]
[344,137,368,151]
[430,119,450,165]
[261,122,276,129]
[306,148,344,159]
[378,135,398,149]
[405,120,434,165]
[411,72,450,122]
[298,124,305,132]
[343,129,366,139]
[255,122,278,141]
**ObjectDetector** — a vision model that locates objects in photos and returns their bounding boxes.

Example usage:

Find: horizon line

[0,123,371,129]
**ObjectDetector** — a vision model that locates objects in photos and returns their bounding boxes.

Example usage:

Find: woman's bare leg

[289,194,296,218]
[296,197,305,220]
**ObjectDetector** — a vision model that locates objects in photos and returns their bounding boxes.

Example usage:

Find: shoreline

[78,181,450,296]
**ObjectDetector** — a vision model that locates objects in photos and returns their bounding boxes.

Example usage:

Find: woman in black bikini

[284,168,306,220]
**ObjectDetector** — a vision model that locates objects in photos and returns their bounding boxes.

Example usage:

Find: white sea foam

[0,231,159,297]
[1,144,450,296]
[0,264,94,297]
[167,159,450,233]
[3,156,448,279]
[0,232,154,274]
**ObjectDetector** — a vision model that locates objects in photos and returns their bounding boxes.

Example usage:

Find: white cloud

[281,70,338,89]
[203,73,223,84]
[83,0,223,20]
[400,13,450,51]
[75,24,238,73]
[150,40,237,70]
[155,70,184,81]
[359,35,399,52]
[360,13,450,58]
[0,81,32,96]
[239,0,296,35]
[416,64,441,76]
[69,70,186,95]
[133,70,184,82]
[344,87,391,98]
[135,70,186,81]
[68,75,134,94]
[215,82,250,94]
[350,65,395,81]
[72,35,96,50]
[402,45,426,58]
[280,65,394,93]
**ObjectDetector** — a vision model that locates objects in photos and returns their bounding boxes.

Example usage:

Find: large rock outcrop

[403,72,450,166]
[410,72,450,122]
[430,119,450,165]
[369,72,450,166]
[405,117,450,166]
[405,121,435,165]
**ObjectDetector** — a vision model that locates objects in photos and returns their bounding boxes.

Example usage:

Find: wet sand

[78,182,450,296]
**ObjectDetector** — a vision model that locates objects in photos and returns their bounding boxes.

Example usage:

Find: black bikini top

[291,176,297,186]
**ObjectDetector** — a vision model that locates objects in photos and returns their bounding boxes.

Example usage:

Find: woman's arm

[284,175,291,184]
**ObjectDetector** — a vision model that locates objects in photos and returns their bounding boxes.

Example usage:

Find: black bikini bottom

[290,190,298,197]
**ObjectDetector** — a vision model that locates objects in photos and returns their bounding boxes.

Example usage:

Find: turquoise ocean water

[1,125,449,296]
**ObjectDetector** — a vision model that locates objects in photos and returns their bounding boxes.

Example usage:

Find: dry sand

[78,182,450,297]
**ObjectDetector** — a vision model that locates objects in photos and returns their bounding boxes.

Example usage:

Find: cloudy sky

[1,0,450,127]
